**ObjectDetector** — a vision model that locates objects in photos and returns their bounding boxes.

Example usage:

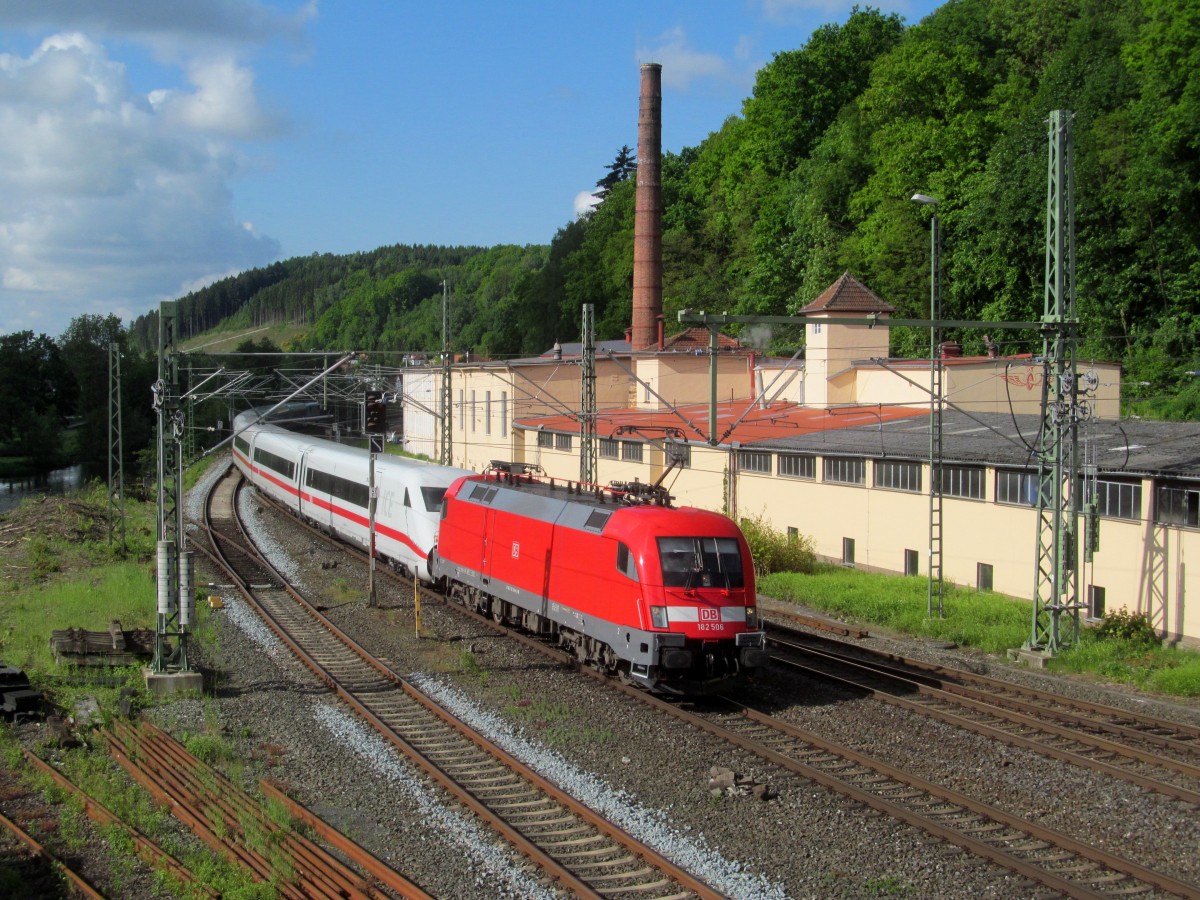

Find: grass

[1050,633,1200,696]
[760,563,1200,697]
[760,565,1031,654]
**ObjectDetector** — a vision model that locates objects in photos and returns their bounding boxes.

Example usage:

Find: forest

[2,0,1197,474]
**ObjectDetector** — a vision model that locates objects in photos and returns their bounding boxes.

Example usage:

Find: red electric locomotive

[432,462,767,692]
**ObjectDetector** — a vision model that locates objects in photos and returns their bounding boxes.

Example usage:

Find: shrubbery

[739,513,816,576]
[1095,609,1160,647]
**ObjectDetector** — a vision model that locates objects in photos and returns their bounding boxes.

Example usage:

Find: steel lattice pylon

[440,281,453,466]
[580,304,597,486]
[152,301,192,673]
[1027,110,1083,654]
[107,342,126,551]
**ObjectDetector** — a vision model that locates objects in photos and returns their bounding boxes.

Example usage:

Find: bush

[1095,610,1160,648]
[739,513,816,576]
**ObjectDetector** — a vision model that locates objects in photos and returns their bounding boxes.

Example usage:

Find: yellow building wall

[634,355,752,408]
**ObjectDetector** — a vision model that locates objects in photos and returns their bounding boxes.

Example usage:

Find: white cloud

[637,26,759,92]
[151,55,283,138]
[0,32,280,337]
[573,189,601,218]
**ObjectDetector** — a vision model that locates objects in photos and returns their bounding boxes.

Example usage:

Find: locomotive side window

[616,542,639,581]
[658,537,744,589]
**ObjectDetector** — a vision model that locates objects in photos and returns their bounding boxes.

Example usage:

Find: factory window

[537,430,553,448]
[666,443,691,468]
[905,549,919,576]
[1156,482,1199,528]
[1086,479,1141,520]
[485,391,492,435]
[600,438,619,458]
[622,441,643,462]
[1088,585,1106,620]
[874,460,922,492]
[842,537,855,566]
[457,389,464,430]
[787,527,799,543]
[500,392,508,436]
[935,465,986,500]
[811,323,822,335]
[253,447,295,481]
[470,390,477,433]
[738,450,771,474]
[825,456,865,485]
[778,453,816,480]
[996,470,1046,507]
[555,433,572,451]
[977,563,993,592]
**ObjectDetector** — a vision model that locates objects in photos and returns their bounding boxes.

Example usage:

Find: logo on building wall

[1002,371,1043,391]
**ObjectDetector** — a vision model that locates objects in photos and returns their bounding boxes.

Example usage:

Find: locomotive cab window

[404,488,411,508]
[657,537,744,589]
[616,542,639,581]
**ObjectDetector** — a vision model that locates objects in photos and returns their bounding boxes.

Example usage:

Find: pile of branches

[0,496,108,548]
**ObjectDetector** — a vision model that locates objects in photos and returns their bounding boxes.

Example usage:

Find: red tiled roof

[798,272,895,315]
[660,326,742,353]
[516,401,925,447]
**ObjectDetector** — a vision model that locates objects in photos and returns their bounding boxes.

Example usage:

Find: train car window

[234,436,250,456]
[657,537,744,588]
[252,447,295,481]
[303,467,367,508]
[420,486,449,512]
[616,542,638,581]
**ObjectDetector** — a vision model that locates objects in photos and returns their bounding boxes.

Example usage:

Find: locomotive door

[479,508,496,587]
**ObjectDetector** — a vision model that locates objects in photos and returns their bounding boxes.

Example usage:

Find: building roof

[753,410,1200,479]
[660,326,742,353]
[516,401,925,447]
[798,272,895,315]
[518,403,1200,479]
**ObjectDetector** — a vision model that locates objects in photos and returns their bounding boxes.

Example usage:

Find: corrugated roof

[754,410,1200,478]
[798,272,895,315]
[516,401,925,447]
[518,404,1200,479]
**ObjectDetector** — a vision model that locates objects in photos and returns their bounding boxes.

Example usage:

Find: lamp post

[912,192,943,618]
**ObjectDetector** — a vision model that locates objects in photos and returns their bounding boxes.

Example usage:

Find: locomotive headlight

[746,606,758,628]
[650,606,669,628]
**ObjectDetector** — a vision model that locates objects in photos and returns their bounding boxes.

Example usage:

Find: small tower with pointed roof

[799,272,894,408]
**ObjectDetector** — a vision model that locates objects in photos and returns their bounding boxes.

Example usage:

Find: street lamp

[912,192,943,618]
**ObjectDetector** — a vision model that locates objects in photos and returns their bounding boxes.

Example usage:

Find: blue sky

[0,0,940,338]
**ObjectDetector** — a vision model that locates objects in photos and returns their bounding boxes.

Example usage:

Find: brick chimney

[632,63,662,351]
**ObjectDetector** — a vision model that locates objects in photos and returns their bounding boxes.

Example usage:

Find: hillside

[130,0,1199,418]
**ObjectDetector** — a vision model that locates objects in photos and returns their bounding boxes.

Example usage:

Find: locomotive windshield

[657,537,744,589]
[420,486,449,513]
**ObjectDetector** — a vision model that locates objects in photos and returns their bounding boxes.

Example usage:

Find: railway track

[765,624,1200,805]
[203,466,719,900]
[232,472,1200,899]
